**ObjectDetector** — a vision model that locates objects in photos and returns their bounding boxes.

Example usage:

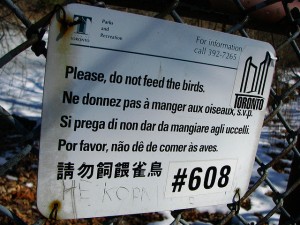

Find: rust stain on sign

[55,15,76,41]
[48,200,61,219]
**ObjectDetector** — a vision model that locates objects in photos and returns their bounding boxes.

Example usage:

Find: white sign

[38,4,276,219]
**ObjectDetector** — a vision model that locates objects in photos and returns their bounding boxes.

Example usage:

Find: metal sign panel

[38,4,276,219]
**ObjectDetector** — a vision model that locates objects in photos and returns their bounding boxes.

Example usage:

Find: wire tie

[227,188,241,215]
[49,203,58,222]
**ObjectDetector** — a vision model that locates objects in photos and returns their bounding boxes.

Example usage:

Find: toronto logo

[234,52,272,110]
[71,15,92,42]
[73,15,92,34]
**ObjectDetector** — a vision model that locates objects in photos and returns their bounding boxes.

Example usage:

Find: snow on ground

[0,44,45,118]
[0,36,291,224]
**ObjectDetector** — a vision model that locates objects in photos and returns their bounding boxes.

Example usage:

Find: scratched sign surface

[38,4,276,219]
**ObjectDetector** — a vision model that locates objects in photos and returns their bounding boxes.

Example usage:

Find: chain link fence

[1,0,300,224]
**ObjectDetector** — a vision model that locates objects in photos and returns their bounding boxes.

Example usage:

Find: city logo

[234,52,272,110]
[71,15,92,43]
[74,15,92,34]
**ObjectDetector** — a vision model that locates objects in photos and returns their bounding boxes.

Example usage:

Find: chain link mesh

[1,0,299,224]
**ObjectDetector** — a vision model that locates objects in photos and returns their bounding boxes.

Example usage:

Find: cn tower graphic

[234,52,272,110]
[240,52,272,95]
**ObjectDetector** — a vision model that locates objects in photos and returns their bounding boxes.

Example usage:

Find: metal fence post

[279,133,300,225]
